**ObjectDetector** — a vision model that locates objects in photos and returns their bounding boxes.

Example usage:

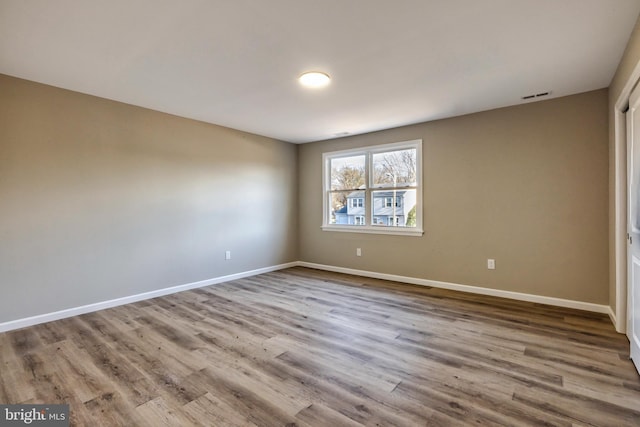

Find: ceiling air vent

[522,91,551,101]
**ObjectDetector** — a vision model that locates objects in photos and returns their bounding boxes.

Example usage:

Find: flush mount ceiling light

[298,71,331,88]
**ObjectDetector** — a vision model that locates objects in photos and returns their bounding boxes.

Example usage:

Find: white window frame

[322,139,423,236]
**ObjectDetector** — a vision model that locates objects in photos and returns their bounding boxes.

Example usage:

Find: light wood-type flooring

[1,267,639,426]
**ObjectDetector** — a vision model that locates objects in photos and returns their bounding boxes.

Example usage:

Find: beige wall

[0,72,613,324]
[0,74,298,323]
[299,90,609,304]
[608,14,640,315]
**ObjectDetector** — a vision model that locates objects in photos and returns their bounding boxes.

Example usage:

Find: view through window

[322,140,422,236]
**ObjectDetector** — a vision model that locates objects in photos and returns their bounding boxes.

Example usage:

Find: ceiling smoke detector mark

[521,91,552,100]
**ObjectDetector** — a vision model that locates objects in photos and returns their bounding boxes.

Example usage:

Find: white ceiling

[1,1,639,143]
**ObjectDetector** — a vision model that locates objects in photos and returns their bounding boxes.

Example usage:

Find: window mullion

[366,152,372,225]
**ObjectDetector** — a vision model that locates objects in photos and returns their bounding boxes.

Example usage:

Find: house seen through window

[322,140,423,236]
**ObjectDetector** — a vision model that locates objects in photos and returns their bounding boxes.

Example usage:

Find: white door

[626,83,640,376]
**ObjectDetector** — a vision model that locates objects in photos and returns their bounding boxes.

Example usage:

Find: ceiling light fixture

[299,71,331,88]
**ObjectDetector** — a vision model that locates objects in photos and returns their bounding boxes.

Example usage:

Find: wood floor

[1,267,639,426]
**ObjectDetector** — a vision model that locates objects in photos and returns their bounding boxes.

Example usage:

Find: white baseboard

[608,306,618,330]
[0,260,612,334]
[0,262,298,333]
[297,261,611,315]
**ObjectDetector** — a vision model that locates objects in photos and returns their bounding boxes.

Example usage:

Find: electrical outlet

[225,250,231,260]
[356,248,362,257]
[487,259,495,270]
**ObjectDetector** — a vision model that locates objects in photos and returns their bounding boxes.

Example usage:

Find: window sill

[321,225,424,237]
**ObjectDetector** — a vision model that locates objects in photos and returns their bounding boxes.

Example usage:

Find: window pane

[372,148,417,187]
[322,140,422,234]
[329,190,366,225]
[330,155,365,190]
[372,189,416,227]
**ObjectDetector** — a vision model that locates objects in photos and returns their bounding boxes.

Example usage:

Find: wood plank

[0,267,638,426]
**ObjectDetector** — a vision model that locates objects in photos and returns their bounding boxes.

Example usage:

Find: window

[322,140,423,236]
[350,198,364,208]
[383,196,402,207]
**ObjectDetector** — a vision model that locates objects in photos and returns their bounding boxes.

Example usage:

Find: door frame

[614,59,640,334]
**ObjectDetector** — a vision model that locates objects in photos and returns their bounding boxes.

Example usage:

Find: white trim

[614,105,628,333]
[298,262,610,314]
[614,59,640,334]
[0,260,614,334]
[608,306,618,327]
[322,139,422,159]
[0,262,298,333]
[321,224,424,236]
